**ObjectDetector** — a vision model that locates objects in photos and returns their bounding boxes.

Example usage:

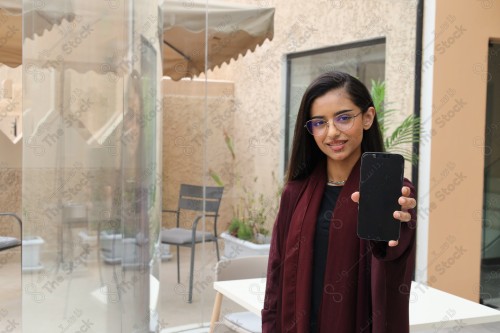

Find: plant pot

[99,232,171,264]
[78,231,98,263]
[220,231,270,259]
[22,236,44,272]
[99,232,139,265]
[160,243,172,261]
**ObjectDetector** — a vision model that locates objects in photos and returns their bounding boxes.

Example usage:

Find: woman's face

[309,88,375,164]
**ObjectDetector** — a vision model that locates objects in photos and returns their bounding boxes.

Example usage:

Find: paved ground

[0,244,243,332]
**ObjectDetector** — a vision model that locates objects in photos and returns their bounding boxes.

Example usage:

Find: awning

[0,0,275,80]
[161,0,274,80]
[0,0,74,67]
[0,0,274,144]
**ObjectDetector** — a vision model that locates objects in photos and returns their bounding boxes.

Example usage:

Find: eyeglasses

[304,112,362,136]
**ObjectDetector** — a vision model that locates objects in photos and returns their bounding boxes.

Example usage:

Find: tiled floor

[0,249,21,333]
[4,246,500,332]
[0,244,243,332]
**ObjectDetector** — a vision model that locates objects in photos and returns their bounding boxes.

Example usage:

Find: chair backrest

[178,184,224,215]
[0,212,22,251]
[215,255,269,282]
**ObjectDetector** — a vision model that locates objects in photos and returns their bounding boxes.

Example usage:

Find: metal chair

[211,255,269,333]
[161,184,224,303]
[0,212,22,251]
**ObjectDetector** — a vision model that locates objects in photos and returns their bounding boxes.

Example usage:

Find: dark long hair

[286,71,385,182]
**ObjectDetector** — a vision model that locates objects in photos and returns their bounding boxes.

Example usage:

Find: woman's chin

[324,148,360,163]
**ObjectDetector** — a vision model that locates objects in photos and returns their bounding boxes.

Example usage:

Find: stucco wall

[0,65,22,239]
[426,1,500,301]
[162,79,236,231]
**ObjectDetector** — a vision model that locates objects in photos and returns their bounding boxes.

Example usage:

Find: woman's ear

[362,107,376,130]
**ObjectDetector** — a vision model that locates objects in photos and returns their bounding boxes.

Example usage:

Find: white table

[211,278,500,332]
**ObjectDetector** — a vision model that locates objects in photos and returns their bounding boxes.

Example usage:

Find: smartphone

[357,152,404,241]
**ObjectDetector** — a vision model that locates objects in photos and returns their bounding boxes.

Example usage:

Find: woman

[262,71,417,333]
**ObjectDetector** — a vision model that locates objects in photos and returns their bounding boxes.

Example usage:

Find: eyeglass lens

[305,113,359,135]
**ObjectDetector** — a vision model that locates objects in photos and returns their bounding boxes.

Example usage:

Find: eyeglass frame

[304,112,363,136]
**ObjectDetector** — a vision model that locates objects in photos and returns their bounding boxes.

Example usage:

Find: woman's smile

[325,139,347,152]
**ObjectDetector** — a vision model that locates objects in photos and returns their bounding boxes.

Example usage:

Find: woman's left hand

[351,186,417,247]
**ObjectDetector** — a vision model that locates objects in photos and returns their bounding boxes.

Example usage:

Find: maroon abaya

[262,159,416,332]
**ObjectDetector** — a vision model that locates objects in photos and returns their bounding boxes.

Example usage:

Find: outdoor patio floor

[0,244,244,333]
[3,246,500,332]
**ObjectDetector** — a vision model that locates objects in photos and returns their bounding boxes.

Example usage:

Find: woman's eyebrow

[334,109,354,116]
[311,109,354,119]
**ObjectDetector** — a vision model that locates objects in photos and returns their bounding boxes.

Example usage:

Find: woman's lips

[327,140,347,152]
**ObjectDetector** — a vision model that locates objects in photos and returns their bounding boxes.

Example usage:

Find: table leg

[210,292,223,333]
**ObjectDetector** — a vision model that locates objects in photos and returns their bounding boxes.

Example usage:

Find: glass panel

[481,42,500,309]
[160,1,210,330]
[22,1,161,332]
[0,63,23,330]
[161,1,236,329]
[285,40,386,166]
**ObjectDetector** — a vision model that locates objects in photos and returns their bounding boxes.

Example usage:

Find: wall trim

[415,0,436,284]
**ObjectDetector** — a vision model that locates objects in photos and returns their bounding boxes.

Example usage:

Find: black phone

[357,152,404,241]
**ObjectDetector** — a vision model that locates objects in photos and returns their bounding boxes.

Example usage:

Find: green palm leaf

[371,80,421,166]
[224,130,236,160]
[209,169,224,186]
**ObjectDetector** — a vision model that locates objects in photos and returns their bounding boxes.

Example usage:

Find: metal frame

[161,184,224,303]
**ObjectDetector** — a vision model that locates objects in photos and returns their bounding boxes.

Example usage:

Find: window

[481,42,500,308]
[284,38,386,170]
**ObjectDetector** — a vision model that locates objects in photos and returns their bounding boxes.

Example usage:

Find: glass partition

[19,0,237,330]
[160,1,241,329]
[22,1,161,332]
[160,11,211,333]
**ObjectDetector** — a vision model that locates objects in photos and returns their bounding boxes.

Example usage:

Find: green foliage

[229,218,253,241]
[228,176,279,244]
[211,131,282,243]
[224,130,236,160]
[371,80,420,166]
[209,169,224,186]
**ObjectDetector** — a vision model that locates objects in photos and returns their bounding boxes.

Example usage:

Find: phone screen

[357,152,404,241]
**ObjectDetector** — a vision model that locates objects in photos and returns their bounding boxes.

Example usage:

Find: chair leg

[176,245,180,284]
[214,239,220,261]
[188,245,195,303]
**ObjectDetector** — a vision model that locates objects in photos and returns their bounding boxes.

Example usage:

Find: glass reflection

[22,1,161,332]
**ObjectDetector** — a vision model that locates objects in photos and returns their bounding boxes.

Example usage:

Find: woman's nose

[326,119,340,136]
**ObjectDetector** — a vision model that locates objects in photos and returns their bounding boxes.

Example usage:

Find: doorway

[481,42,500,308]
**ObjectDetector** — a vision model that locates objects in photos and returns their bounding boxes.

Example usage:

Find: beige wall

[427,1,500,301]
[162,79,236,231]
[208,0,418,231]
[0,66,22,238]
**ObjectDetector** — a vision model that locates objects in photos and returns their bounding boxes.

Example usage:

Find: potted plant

[22,236,45,272]
[98,181,172,265]
[220,187,274,259]
[21,209,45,272]
[370,79,420,165]
[210,131,283,258]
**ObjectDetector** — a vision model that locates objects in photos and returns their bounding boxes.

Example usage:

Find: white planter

[22,236,44,272]
[160,243,172,261]
[99,232,172,264]
[78,231,98,263]
[99,232,138,265]
[220,232,270,259]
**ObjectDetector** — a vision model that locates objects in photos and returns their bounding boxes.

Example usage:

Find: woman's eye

[312,120,326,127]
[336,115,352,122]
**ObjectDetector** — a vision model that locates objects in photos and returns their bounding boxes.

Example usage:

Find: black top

[310,185,343,333]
